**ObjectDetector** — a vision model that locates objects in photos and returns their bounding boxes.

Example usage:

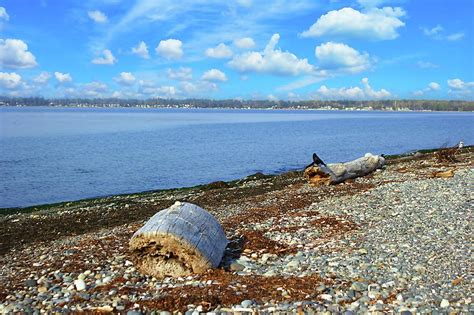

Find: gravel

[0,152,472,313]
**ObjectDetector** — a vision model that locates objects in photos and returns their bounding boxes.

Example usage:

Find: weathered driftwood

[129,201,228,278]
[304,153,385,186]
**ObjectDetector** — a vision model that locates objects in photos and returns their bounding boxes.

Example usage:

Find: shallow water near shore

[0,107,473,208]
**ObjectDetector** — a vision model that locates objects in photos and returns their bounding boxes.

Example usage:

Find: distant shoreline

[1,104,474,113]
[1,97,473,112]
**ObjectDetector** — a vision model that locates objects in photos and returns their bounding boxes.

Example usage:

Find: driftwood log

[129,201,228,278]
[304,153,385,186]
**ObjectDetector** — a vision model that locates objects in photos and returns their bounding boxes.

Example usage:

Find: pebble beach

[0,149,472,314]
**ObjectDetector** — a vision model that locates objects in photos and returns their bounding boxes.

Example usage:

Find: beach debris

[432,169,455,178]
[304,153,385,186]
[434,142,462,163]
[129,201,228,278]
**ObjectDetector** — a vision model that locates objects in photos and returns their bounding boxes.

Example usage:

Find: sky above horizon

[0,0,473,101]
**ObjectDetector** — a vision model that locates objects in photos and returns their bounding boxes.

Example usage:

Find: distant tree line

[0,96,473,111]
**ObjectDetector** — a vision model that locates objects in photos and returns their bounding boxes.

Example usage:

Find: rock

[74,279,86,291]
[37,286,48,293]
[413,264,426,274]
[350,282,367,292]
[230,262,245,271]
[440,299,450,308]
[263,270,276,277]
[25,279,37,288]
[286,260,300,269]
[320,294,333,302]
[241,300,253,308]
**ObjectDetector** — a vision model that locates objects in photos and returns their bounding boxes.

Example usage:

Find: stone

[37,286,48,293]
[74,279,86,291]
[440,299,450,308]
[286,260,300,269]
[241,300,253,308]
[25,279,37,288]
[350,282,367,292]
[230,262,245,272]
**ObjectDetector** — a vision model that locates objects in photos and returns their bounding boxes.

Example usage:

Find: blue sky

[0,0,473,100]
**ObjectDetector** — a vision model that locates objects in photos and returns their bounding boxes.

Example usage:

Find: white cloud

[114,72,136,85]
[0,39,38,69]
[301,7,405,40]
[417,61,439,69]
[54,72,72,83]
[202,68,227,82]
[413,81,441,96]
[315,42,371,73]
[33,72,51,85]
[0,72,22,89]
[447,79,474,98]
[92,49,116,65]
[445,32,465,41]
[228,33,314,76]
[422,25,443,37]
[142,85,179,98]
[421,25,465,41]
[180,81,218,95]
[428,82,440,91]
[88,10,108,23]
[234,37,256,49]
[131,41,150,59]
[205,43,233,59]
[83,81,108,97]
[167,67,192,81]
[0,7,9,21]
[447,78,474,90]
[315,77,390,100]
[156,39,183,59]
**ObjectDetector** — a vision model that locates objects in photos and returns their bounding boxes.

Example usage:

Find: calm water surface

[0,107,472,208]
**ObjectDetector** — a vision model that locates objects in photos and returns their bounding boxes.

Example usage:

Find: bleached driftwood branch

[129,202,228,278]
[304,153,385,186]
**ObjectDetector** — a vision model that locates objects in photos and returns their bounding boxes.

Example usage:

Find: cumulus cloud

[88,10,108,23]
[0,72,22,89]
[421,25,465,41]
[131,41,150,59]
[202,69,227,82]
[0,7,9,21]
[446,79,474,98]
[205,43,233,59]
[315,42,371,73]
[142,85,179,98]
[54,71,72,83]
[315,77,390,100]
[0,39,38,69]
[234,37,256,49]
[33,72,51,85]
[428,82,441,91]
[156,39,183,59]
[447,79,474,90]
[167,67,192,81]
[301,7,405,40]
[413,81,441,96]
[92,49,116,65]
[114,72,136,85]
[228,33,314,76]
[83,81,108,97]
[180,81,218,95]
